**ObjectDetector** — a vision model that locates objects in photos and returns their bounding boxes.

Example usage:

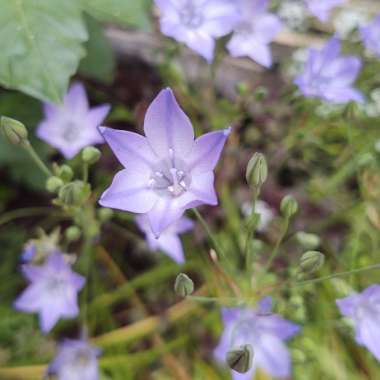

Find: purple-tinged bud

[174,273,194,297]
[280,195,298,219]
[226,344,253,374]
[0,116,28,145]
[299,251,325,274]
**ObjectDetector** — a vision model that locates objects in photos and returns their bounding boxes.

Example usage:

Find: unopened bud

[0,116,28,145]
[58,180,90,206]
[65,226,81,242]
[174,273,194,297]
[280,195,298,219]
[58,164,74,182]
[46,176,64,193]
[226,344,253,374]
[246,153,268,189]
[296,232,320,250]
[299,251,325,274]
[98,208,114,222]
[82,146,101,165]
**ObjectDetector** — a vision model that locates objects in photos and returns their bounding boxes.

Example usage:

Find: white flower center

[61,120,81,143]
[179,3,203,28]
[149,149,191,198]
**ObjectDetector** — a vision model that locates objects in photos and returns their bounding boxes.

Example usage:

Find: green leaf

[0,0,88,103]
[81,0,151,30]
[79,16,116,83]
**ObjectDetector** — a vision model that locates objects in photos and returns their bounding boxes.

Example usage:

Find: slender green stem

[0,207,56,227]
[192,208,227,262]
[21,141,52,177]
[244,191,259,272]
[262,218,290,274]
[83,162,89,183]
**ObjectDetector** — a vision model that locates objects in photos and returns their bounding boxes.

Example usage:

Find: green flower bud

[174,273,194,297]
[98,208,114,222]
[82,146,101,165]
[299,251,325,274]
[296,232,320,250]
[0,116,28,145]
[280,195,298,219]
[65,226,81,242]
[226,344,253,374]
[58,164,74,182]
[246,153,268,189]
[58,180,90,206]
[46,176,64,193]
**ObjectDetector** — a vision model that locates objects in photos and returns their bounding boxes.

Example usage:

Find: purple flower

[227,0,282,67]
[14,253,85,333]
[99,88,230,237]
[155,0,240,62]
[295,37,364,104]
[37,82,110,159]
[21,241,37,262]
[136,215,193,263]
[214,297,300,379]
[48,339,101,380]
[336,285,380,362]
[306,0,345,23]
[360,13,380,59]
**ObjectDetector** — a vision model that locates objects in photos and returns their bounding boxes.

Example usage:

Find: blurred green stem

[0,207,56,227]
[21,140,52,177]
[83,162,89,183]
[244,191,259,273]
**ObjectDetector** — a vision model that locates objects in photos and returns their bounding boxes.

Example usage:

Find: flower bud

[98,208,114,222]
[58,164,74,182]
[299,251,325,274]
[280,195,298,219]
[65,226,81,242]
[226,344,253,374]
[246,153,268,189]
[174,273,194,297]
[46,176,64,193]
[58,180,90,206]
[0,116,28,145]
[82,146,101,165]
[296,232,320,250]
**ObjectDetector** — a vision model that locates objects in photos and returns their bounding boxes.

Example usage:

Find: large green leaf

[81,0,151,30]
[0,0,88,104]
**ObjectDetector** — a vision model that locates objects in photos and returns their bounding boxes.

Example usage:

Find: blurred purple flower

[136,215,193,263]
[214,297,300,379]
[295,37,364,104]
[48,339,101,380]
[306,0,345,23]
[14,253,85,333]
[99,88,230,237]
[155,0,240,62]
[37,82,110,159]
[336,285,380,362]
[360,13,380,59]
[21,241,37,262]
[227,0,282,67]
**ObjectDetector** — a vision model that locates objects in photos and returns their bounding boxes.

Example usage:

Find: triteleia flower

[214,297,300,379]
[136,215,193,263]
[14,253,85,333]
[37,82,110,159]
[294,37,364,104]
[48,339,101,380]
[99,88,230,237]
[227,0,282,67]
[306,0,345,23]
[336,285,380,362]
[360,13,380,59]
[155,0,240,62]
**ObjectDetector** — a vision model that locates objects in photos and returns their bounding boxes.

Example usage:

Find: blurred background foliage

[1,0,380,379]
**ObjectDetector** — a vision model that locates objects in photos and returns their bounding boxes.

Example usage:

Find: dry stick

[96,246,193,380]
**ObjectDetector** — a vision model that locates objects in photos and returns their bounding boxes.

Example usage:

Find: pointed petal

[99,168,158,213]
[40,307,62,333]
[336,293,360,317]
[157,234,185,263]
[14,285,42,313]
[182,171,218,207]
[65,82,89,113]
[173,216,194,234]
[188,128,231,174]
[144,88,194,158]
[100,127,157,168]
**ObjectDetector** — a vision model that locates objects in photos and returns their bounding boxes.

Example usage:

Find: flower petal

[100,168,158,213]
[157,234,185,263]
[144,88,195,158]
[64,82,89,114]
